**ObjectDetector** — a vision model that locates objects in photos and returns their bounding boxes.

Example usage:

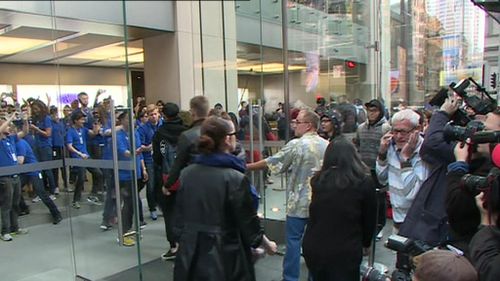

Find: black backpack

[159,139,177,175]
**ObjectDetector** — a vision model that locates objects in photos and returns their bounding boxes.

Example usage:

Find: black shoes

[53,215,63,225]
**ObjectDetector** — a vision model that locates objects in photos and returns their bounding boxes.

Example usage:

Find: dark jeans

[0,176,20,235]
[87,144,104,195]
[120,180,134,233]
[21,174,60,218]
[72,166,103,203]
[137,178,146,223]
[145,162,157,212]
[161,191,177,249]
[52,146,67,188]
[102,169,117,223]
[36,146,56,194]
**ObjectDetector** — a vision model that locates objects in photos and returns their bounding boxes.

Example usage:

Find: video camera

[443,120,500,144]
[461,167,500,196]
[429,77,497,126]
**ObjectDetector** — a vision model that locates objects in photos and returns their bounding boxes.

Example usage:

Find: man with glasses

[376,109,430,232]
[248,108,328,281]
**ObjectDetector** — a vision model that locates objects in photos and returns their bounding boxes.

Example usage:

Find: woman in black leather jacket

[173,116,275,281]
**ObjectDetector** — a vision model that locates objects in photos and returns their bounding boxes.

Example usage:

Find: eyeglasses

[227,131,237,136]
[391,127,415,135]
[320,119,332,123]
[295,120,311,125]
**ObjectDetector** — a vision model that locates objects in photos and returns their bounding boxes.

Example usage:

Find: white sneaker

[31,196,41,203]
[1,233,13,241]
[49,195,57,201]
[54,188,60,195]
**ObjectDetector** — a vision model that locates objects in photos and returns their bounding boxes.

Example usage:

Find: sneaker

[11,228,28,235]
[72,202,81,209]
[117,236,135,247]
[53,215,63,225]
[54,187,60,195]
[140,221,147,229]
[87,196,102,206]
[161,248,177,260]
[100,221,112,231]
[1,233,13,241]
[19,208,30,216]
[31,196,41,203]
[150,211,158,221]
[376,230,384,241]
[49,195,57,201]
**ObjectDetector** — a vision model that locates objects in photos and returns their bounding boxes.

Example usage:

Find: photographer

[469,190,500,281]
[399,94,460,245]
[446,109,500,255]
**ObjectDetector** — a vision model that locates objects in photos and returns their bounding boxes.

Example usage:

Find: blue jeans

[283,216,308,281]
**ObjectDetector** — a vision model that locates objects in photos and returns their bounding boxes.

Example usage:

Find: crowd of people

[0,89,499,281]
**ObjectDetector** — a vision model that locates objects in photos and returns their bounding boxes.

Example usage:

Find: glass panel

[0,2,75,280]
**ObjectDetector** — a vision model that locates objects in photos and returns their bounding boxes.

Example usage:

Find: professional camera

[429,78,497,126]
[360,263,390,281]
[461,167,500,196]
[443,119,500,144]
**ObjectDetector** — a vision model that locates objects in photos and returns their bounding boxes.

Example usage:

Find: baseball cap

[163,102,179,118]
[364,99,383,109]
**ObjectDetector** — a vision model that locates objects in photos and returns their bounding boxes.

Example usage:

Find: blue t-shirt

[33,115,53,148]
[16,138,40,177]
[66,126,89,158]
[137,122,156,165]
[0,136,18,168]
[117,129,143,181]
[51,118,65,148]
[117,130,132,181]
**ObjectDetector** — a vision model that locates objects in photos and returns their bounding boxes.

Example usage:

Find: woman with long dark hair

[302,138,377,281]
[173,116,275,281]
[29,100,57,197]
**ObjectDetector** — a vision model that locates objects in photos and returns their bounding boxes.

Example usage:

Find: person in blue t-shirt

[66,111,102,209]
[137,104,162,220]
[116,111,147,246]
[15,129,62,225]
[29,100,57,196]
[0,114,27,241]
[50,106,66,193]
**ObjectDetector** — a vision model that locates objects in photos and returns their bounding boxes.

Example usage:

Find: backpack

[159,139,177,176]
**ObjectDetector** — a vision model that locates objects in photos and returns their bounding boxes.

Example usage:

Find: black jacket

[302,173,376,273]
[446,157,491,253]
[470,226,500,281]
[173,163,264,281]
[399,110,455,244]
[152,117,187,167]
[164,118,204,189]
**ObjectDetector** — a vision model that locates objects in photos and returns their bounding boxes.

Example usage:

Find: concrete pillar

[143,1,238,112]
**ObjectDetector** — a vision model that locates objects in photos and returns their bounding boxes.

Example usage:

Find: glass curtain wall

[0,1,144,280]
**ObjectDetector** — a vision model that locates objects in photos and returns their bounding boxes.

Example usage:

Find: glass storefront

[0,0,495,280]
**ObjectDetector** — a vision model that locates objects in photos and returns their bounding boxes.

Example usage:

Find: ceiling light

[237,63,306,73]
[0,37,50,55]
[69,45,143,62]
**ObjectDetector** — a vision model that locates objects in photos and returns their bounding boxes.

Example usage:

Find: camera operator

[469,189,500,281]
[446,109,500,256]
